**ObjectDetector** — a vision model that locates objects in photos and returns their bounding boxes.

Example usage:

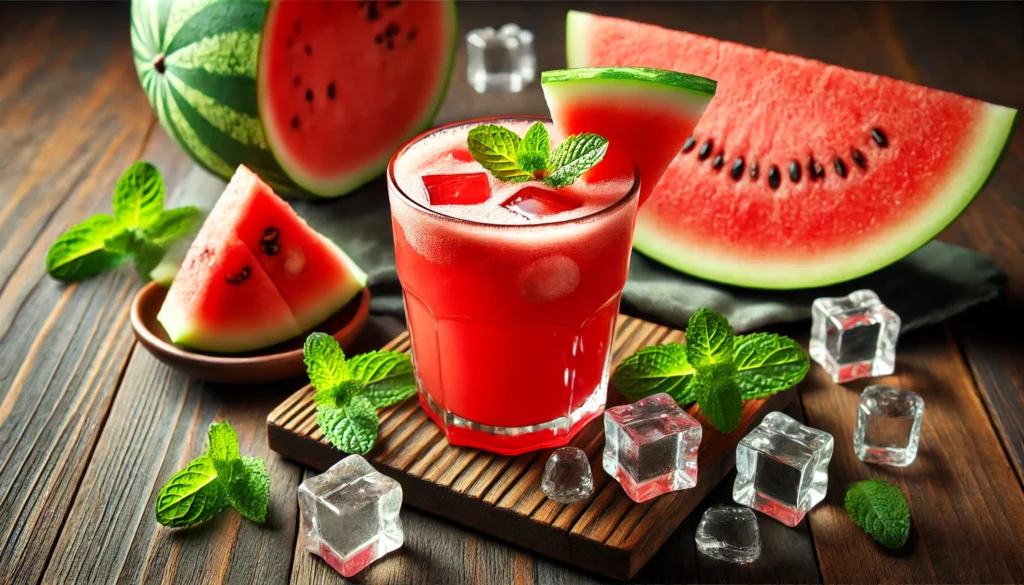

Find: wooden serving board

[267,315,794,580]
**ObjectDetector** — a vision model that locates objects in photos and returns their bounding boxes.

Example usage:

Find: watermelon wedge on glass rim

[565,10,1018,289]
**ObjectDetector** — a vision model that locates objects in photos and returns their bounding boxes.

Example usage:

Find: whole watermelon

[130,0,456,198]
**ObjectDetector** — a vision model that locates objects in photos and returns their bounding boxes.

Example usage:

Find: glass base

[419,384,606,456]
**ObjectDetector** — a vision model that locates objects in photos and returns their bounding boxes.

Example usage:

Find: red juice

[387,117,639,455]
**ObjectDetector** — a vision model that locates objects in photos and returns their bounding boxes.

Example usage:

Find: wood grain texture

[269,316,796,580]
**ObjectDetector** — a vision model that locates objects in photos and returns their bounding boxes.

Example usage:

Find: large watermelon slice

[158,166,367,353]
[131,0,456,198]
[566,11,1018,289]
[541,67,716,205]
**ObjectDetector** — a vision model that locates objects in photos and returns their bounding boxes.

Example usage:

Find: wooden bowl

[131,282,371,384]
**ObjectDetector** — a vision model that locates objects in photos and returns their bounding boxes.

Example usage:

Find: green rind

[541,67,716,99]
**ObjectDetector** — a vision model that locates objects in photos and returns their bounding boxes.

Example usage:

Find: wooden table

[2,2,1022,584]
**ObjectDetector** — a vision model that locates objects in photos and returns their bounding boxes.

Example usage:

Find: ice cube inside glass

[603,393,702,503]
[854,385,924,466]
[733,412,833,526]
[809,289,901,383]
[298,455,403,577]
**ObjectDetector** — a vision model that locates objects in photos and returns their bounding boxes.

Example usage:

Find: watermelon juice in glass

[387,68,716,455]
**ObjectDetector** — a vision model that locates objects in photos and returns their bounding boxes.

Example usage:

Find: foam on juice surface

[394,121,632,225]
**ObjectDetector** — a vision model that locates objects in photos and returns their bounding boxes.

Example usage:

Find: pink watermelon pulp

[567,11,1018,289]
[158,166,367,353]
[541,68,716,205]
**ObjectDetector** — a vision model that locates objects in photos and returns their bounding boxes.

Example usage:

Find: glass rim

[386,115,641,230]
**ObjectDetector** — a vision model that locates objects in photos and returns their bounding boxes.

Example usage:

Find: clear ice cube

[809,289,901,383]
[854,385,924,467]
[603,393,702,503]
[466,23,536,93]
[298,455,403,577]
[542,447,594,504]
[733,412,833,526]
[696,505,761,564]
[502,186,582,219]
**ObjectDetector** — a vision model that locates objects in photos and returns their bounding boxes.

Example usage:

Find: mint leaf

[129,237,167,281]
[517,122,550,173]
[694,364,742,432]
[46,215,129,282]
[205,421,241,482]
[155,455,229,528]
[544,133,608,188]
[685,308,735,368]
[612,343,697,404]
[318,395,379,454]
[845,479,911,549]
[303,333,349,393]
[313,379,363,409]
[113,161,164,229]
[224,456,271,523]
[467,125,533,183]
[733,333,810,399]
[347,350,417,409]
[143,206,201,247]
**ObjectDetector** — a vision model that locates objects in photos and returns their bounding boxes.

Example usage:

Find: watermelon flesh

[567,11,1018,289]
[158,166,367,353]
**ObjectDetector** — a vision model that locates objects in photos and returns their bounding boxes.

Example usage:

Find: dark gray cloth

[178,168,1003,335]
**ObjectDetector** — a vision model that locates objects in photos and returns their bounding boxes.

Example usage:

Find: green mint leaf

[516,122,550,173]
[205,421,241,482]
[143,206,202,247]
[303,333,349,393]
[845,479,911,549]
[130,237,167,282]
[317,395,379,454]
[347,350,417,410]
[467,125,533,183]
[46,215,129,282]
[113,161,165,229]
[543,133,608,188]
[313,379,363,409]
[733,333,810,399]
[685,308,735,368]
[155,455,229,527]
[693,364,742,433]
[224,456,271,523]
[612,343,697,404]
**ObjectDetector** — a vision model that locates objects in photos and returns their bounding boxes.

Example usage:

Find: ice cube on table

[733,412,833,527]
[809,289,901,383]
[466,23,535,93]
[696,505,761,564]
[502,186,582,219]
[855,385,924,467]
[603,393,702,503]
[298,455,403,577]
[542,447,594,504]
[422,173,491,206]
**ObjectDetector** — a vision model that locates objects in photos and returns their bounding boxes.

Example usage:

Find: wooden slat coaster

[268,315,794,580]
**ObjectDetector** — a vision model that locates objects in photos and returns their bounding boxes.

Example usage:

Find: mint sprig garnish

[467,122,608,188]
[612,308,809,433]
[303,333,417,454]
[155,421,271,527]
[845,479,911,549]
[47,161,201,283]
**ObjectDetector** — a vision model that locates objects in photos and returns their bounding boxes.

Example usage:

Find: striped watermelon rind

[130,0,456,199]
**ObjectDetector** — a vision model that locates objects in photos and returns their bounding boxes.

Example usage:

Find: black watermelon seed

[808,157,824,180]
[852,149,867,169]
[327,82,336,100]
[293,75,301,87]
[789,160,801,183]
[263,243,280,256]
[698,140,713,160]
[225,267,250,285]
[304,45,312,56]
[731,157,745,180]
[262,227,279,243]
[834,157,848,178]
[768,166,781,189]
[387,0,402,6]
[749,162,759,180]
[681,136,696,153]
[712,154,724,169]
[386,22,399,36]
[305,88,313,102]
[375,34,384,44]
[871,128,888,147]
[367,0,380,20]
[152,53,166,74]
[291,115,300,130]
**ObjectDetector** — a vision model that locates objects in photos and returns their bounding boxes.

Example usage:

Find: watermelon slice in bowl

[566,11,1018,289]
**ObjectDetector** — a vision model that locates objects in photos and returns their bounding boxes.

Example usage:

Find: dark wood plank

[0,4,158,584]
